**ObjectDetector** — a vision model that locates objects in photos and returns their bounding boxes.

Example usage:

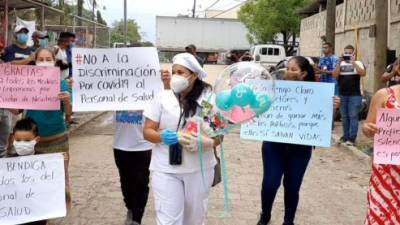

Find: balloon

[216,90,233,111]
[251,94,273,116]
[213,62,275,126]
[231,83,255,107]
[230,106,255,123]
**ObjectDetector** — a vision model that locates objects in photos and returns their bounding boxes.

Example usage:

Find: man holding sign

[362,85,400,224]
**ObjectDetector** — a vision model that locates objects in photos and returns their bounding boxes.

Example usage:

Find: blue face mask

[39,39,47,48]
[16,33,29,44]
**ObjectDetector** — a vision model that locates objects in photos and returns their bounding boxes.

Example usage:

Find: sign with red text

[0,153,66,225]
[72,47,162,111]
[0,64,60,110]
[374,108,400,165]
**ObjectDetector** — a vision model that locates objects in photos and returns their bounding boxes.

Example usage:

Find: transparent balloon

[213,62,275,127]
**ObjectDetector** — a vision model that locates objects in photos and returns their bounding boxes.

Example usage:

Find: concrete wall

[299,0,393,95]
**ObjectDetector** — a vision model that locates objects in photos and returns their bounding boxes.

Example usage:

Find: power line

[208,1,245,18]
[204,0,221,11]
[211,0,241,11]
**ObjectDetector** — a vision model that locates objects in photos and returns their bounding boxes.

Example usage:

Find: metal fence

[1,0,110,48]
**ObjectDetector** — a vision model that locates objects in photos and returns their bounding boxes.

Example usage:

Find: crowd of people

[0,25,75,225]
[0,24,399,225]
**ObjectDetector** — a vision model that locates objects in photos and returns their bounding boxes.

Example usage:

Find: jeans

[261,142,312,225]
[339,95,362,140]
[114,149,152,223]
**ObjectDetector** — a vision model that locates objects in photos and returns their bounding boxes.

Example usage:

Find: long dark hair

[289,56,316,82]
[181,77,212,119]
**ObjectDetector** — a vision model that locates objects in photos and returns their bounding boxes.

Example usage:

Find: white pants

[152,169,214,225]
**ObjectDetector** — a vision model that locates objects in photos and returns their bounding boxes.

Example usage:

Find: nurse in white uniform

[143,53,219,225]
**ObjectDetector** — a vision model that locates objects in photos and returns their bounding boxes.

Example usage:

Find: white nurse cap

[172,53,207,80]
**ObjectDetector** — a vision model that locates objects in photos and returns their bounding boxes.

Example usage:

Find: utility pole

[124,0,128,47]
[59,0,64,26]
[325,0,336,50]
[92,0,96,22]
[92,0,96,47]
[192,0,196,18]
[374,0,388,92]
[77,0,83,26]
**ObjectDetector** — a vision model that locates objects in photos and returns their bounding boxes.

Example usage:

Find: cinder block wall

[300,0,400,96]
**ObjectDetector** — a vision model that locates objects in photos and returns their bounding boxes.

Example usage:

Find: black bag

[169,143,183,165]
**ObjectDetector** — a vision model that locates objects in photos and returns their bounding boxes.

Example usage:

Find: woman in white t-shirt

[143,53,219,225]
[113,110,153,225]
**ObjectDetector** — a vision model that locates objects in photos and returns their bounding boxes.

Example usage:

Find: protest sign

[0,64,60,110]
[0,153,66,225]
[374,108,400,165]
[72,47,162,111]
[240,80,334,147]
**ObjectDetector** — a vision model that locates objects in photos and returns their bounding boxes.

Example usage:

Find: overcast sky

[89,0,244,43]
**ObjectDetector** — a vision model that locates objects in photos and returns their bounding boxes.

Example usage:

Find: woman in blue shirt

[25,47,72,208]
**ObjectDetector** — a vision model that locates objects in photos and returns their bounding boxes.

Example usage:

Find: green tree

[110,19,141,44]
[238,0,310,55]
[96,10,107,25]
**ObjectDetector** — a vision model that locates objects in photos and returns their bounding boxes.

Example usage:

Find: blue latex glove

[160,129,178,145]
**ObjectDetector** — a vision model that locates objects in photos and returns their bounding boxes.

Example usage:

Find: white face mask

[171,75,190,94]
[36,61,55,67]
[14,140,36,156]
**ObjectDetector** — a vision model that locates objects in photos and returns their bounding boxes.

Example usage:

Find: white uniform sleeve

[143,92,162,123]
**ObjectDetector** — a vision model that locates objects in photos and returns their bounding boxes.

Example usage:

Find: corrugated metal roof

[0,0,48,10]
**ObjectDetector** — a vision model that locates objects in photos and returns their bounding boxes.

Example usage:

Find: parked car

[250,44,286,68]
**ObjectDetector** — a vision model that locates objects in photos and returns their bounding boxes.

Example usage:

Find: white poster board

[0,153,66,225]
[72,47,163,111]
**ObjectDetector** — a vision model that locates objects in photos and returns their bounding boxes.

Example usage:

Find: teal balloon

[251,94,273,116]
[231,84,255,107]
[216,90,233,111]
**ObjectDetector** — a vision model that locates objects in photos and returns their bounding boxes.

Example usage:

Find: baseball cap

[14,25,29,34]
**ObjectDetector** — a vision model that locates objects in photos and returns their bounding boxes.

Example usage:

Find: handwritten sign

[72,47,163,111]
[374,108,400,165]
[0,153,66,225]
[0,64,60,110]
[240,80,334,147]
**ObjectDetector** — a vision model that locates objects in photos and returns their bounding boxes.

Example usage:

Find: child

[13,117,40,156]
[13,118,47,225]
